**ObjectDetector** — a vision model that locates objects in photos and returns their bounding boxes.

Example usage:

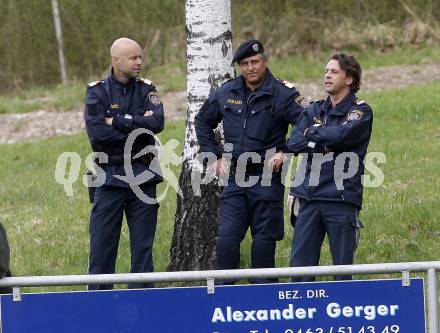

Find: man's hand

[105,117,113,125]
[271,151,285,172]
[213,158,229,177]
[287,194,295,214]
[144,111,153,117]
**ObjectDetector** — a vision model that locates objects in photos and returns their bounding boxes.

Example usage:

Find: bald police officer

[287,53,373,281]
[84,37,164,290]
[195,40,306,283]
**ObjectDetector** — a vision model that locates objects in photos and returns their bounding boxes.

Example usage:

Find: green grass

[0,82,85,115]
[146,60,187,93]
[1,44,440,114]
[1,81,439,291]
[359,83,440,263]
[0,121,184,292]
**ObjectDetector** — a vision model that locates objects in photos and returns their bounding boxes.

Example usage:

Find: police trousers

[290,199,362,282]
[216,175,284,284]
[88,184,158,290]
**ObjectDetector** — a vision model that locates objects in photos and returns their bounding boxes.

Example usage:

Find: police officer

[84,37,164,290]
[0,223,12,294]
[195,40,306,283]
[287,53,373,281]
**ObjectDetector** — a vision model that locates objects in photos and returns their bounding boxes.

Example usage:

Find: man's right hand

[214,158,229,177]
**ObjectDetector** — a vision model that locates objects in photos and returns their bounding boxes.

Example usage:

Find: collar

[109,68,136,88]
[230,69,276,95]
[323,92,357,116]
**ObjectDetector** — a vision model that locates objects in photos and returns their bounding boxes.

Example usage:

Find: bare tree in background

[51,0,67,83]
[168,0,234,271]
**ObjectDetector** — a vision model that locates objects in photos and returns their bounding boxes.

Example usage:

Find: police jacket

[287,92,373,208]
[84,73,164,187]
[195,70,305,159]
[0,223,10,278]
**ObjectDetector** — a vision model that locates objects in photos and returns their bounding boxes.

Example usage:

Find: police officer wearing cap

[84,37,164,290]
[195,39,306,283]
[287,53,373,281]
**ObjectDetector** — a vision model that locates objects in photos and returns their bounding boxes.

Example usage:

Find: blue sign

[1,278,425,332]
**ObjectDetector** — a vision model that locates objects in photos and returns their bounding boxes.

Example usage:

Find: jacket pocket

[223,105,244,142]
[246,107,273,141]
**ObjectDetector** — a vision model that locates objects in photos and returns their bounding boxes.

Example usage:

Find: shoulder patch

[138,77,152,85]
[295,94,309,108]
[355,99,366,105]
[220,77,234,86]
[281,80,295,89]
[148,91,162,105]
[347,109,364,121]
[87,80,103,88]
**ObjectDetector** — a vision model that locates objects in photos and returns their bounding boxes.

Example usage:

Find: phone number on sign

[251,325,400,333]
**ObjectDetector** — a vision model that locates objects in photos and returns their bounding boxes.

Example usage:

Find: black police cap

[231,39,264,64]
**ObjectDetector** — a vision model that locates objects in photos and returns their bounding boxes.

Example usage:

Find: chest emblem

[226,99,243,105]
[313,116,324,125]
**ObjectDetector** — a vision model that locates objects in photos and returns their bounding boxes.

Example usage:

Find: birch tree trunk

[51,0,67,83]
[168,0,234,271]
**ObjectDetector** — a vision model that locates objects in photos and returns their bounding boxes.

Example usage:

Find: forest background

[0,0,439,91]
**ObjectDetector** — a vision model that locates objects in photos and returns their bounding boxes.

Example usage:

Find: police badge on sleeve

[347,109,364,121]
[295,95,309,108]
[148,92,162,105]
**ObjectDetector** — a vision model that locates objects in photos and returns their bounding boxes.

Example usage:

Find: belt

[98,153,154,167]
[230,159,265,175]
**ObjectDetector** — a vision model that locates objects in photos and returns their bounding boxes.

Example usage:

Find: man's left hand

[105,117,113,125]
[271,151,285,172]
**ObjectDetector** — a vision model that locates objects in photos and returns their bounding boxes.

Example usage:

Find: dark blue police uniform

[0,223,12,294]
[84,72,164,289]
[195,69,305,283]
[287,92,373,281]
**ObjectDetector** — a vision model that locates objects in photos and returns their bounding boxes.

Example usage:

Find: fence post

[427,268,439,333]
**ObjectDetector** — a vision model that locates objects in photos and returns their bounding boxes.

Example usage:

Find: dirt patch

[0,63,439,144]
[0,91,187,144]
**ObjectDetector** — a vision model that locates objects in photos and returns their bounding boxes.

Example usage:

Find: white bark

[51,0,67,83]
[168,0,234,271]
[184,0,234,165]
